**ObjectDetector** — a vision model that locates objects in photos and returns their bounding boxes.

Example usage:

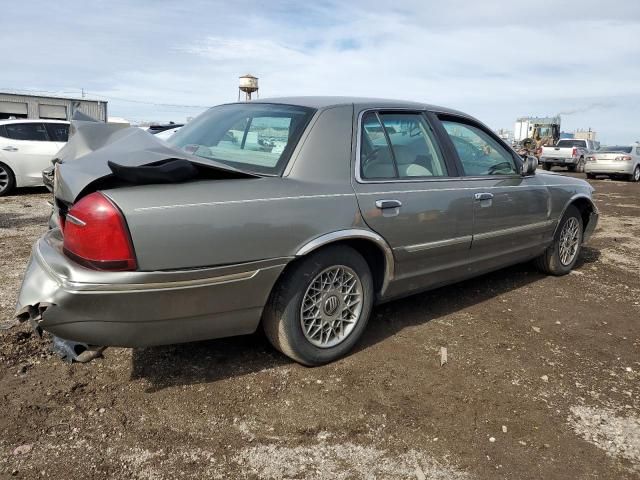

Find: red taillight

[62,192,137,271]
[572,147,578,157]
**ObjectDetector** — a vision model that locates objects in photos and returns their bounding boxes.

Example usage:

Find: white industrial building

[0,91,108,121]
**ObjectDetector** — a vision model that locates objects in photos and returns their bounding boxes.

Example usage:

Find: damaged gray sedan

[16,97,598,365]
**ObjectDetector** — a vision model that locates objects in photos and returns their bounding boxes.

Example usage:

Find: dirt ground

[0,174,638,479]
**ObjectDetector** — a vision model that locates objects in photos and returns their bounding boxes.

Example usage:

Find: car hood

[54,114,256,203]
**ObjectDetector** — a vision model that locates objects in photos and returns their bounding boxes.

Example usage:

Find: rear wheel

[0,162,16,196]
[262,245,374,366]
[542,163,551,171]
[535,205,583,276]
[630,165,640,182]
[567,165,576,172]
[586,173,596,180]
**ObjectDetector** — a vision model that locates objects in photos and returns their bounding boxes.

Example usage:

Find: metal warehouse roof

[0,89,105,103]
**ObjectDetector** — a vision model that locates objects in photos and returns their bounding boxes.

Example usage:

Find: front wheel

[629,165,640,182]
[535,205,583,276]
[262,245,374,366]
[542,163,551,171]
[586,173,596,180]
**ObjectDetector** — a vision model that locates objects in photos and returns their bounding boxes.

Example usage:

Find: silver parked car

[585,144,640,181]
[15,97,598,365]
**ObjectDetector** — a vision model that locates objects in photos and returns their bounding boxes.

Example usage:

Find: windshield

[168,103,315,175]
[555,140,586,148]
[598,146,632,153]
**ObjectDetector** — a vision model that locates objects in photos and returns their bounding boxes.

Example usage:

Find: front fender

[553,193,599,243]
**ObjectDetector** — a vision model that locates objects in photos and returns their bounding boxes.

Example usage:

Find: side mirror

[521,155,538,176]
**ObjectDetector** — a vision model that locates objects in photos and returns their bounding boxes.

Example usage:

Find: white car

[585,144,640,182]
[154,126,181,141]
[0,119,69,195]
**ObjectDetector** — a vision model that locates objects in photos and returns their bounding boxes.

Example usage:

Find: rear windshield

[598,146,632,153]
[167,103,315,175]
[555,140,586,148]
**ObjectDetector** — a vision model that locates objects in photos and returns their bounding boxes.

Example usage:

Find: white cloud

[2,0,639,142]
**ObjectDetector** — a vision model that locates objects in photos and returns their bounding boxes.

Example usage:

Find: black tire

[535,205,583,276]
[0,162,16,196]
[262,245,374,366]
[542,163,551,171]
[567,164,576,172]
[629,165,640,183]
[586,173,596,180]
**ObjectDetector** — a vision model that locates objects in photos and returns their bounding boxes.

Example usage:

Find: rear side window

[441,120,517,176]
[5,123,49,141]
[168,103,315,175]
[45,123,69,142]
[556,140,587,148]
[360,112,448,179]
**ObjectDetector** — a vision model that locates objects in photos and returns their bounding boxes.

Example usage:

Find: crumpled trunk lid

[54,114,256,203]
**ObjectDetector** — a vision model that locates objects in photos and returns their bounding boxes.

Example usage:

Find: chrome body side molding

[401,235,473,253]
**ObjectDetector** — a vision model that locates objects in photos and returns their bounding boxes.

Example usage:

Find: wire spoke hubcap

[300,265,363,348]
[559,217,580,266]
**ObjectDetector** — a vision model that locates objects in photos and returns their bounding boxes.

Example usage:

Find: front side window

[168,103,315,175]
[360,112,448,179]
[45,123,69,142]
[441,120,517,176]
[5,123,48,141]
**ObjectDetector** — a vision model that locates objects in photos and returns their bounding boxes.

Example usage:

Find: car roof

[239,96,467,115]
[0,119,69,125]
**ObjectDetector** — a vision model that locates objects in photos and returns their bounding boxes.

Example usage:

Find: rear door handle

[474,192,494,201]
[2,146,18,152]
[375,199,402,209]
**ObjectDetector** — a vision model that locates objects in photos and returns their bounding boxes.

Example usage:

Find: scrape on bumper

[15,229,288,348]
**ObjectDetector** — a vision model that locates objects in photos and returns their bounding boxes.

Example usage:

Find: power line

[86,92,209,109]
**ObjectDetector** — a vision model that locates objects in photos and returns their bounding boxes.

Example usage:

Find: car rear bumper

[15,174,45,188]
[15,230,289,347]
[540,157,577,165]
[584,163,635,175]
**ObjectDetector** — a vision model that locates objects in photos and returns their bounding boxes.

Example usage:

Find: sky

[2,0,639,144]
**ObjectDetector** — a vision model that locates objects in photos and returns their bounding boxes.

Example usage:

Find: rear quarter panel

[105,105,361,271]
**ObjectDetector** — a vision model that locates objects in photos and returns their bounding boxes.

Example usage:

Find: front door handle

[474,192,494,201]
[375,199,402,209]
[2,146,18,152]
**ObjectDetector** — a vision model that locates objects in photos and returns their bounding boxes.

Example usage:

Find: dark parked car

[146,122,184,134]
[16,97,598,365]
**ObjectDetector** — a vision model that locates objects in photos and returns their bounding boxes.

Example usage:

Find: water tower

[238,74,259,101]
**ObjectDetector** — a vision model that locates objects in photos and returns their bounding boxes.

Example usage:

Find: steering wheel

[487,161,513,175]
